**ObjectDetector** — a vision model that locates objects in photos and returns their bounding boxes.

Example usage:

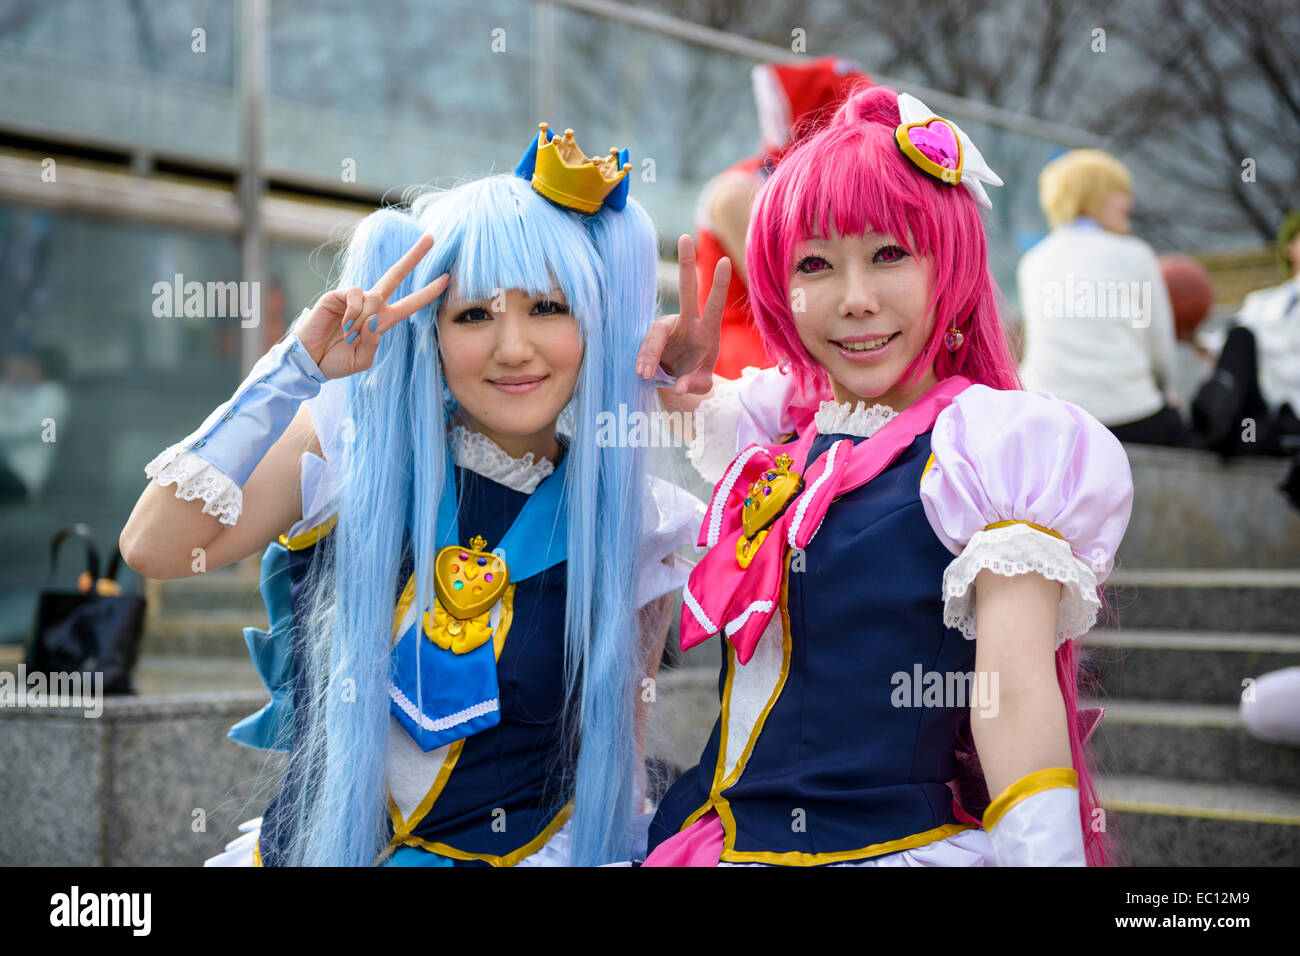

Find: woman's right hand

[294,233,450,380]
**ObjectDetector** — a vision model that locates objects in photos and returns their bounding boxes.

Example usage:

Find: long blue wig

[283,174,659,866]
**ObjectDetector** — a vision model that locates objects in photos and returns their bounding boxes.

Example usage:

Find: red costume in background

[696,57,870,378]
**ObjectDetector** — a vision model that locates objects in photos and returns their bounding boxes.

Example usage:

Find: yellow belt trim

[983,519,1064,540]
[678,547,979,865]
[982,766,1078,832]
[396,801,574,867]
[921,452,936,481]
[253,841,262,867]
[279,514,339,551]
[716,796,976,865]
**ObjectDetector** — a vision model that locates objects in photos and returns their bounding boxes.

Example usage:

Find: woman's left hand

[635,235,731,395]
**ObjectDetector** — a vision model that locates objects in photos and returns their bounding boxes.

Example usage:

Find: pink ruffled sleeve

[919,384,1134,648]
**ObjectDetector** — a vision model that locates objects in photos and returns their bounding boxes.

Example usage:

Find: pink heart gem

[907,120,961,171]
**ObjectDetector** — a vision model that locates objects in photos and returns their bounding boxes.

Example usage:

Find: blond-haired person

[1017,149,1189,446]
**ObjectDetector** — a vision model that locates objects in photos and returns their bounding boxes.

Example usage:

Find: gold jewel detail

[736,453,804,568]
[426,535,510,654]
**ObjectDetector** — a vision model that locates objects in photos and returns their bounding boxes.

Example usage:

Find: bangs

[783,125,937,258]
[415,175,602,322]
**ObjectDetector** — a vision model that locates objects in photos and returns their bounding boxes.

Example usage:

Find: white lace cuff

[144,444,243,527]
[941,523,1101,650]
[450,424,555,494]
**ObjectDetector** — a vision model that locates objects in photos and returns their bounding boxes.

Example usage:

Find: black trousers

[1108,404,1192,447]
[1191,325,1300,457]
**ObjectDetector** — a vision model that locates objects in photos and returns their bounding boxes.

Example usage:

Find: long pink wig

[746,85,1114,866]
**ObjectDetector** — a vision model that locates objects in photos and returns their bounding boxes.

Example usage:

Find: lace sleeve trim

[941,523,1101,650]
[144,444,243,527]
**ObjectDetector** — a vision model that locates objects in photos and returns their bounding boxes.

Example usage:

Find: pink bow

[681,376,974,664]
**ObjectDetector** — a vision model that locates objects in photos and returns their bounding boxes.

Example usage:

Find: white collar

[813,399,900,438]
[450,424,556,494]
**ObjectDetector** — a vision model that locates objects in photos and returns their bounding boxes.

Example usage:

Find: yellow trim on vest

[378,574,518,860]
[982,519,1065,541]
[394,572,417,642]
[677,548,979,865]
[982,766,1079,833]
[278,514,338,551]
[381,739,467,859]
[397,801,574,867]
[253,841,262,867]
[678,549,794,833]
[921,452,936,482]
[493,586,514,659]
[715,796,975,865]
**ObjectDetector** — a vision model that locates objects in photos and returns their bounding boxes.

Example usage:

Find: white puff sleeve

[919,385,1134,649]
[635,476,706,608]
[686,365,800,485]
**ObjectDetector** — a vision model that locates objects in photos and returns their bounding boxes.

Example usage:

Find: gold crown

[774,453,793,471]
[469,534,488,552]
[531,123,631,214]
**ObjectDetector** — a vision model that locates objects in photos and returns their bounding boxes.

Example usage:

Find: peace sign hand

[294,234,450,381]
[635,235,730,395]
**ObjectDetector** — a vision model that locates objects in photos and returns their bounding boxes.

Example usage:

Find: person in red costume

[696,56,871,379]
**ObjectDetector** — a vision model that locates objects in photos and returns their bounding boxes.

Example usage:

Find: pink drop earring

[944,319,964,352]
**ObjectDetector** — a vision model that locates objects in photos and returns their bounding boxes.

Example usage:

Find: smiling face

[436,282,583,460]
[788,231,939,411]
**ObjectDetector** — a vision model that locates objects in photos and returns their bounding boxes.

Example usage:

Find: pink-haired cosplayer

[643,87,1133,866]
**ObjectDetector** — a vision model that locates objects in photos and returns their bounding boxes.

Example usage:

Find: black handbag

[26,523,147,695]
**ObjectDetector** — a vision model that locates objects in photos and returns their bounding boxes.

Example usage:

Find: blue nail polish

[345,331,358,344]
[370,315,378,333]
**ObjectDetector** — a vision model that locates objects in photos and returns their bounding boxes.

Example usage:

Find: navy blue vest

[258,464,573,867]
[648,428,977,864]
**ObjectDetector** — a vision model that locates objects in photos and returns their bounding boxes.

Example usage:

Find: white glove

[984,767,1086,867]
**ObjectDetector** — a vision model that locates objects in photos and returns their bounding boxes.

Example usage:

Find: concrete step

[1106,569,1300,632]
[145,564,265,615]
[1098,773,1300,866]
[1085,698,1300,790]
[142,612,267,658]
[139,560,269,658]
[1118,443,1300,569]
[1082,628,1300,705]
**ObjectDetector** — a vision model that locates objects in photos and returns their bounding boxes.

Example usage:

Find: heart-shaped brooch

[427,534,510,654]
[737,453,804,569]
[895,117,964,187]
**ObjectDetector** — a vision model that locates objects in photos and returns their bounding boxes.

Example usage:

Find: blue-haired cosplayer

[145,124,707,866]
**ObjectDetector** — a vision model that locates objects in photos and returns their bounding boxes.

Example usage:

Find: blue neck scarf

[389,444,569,751]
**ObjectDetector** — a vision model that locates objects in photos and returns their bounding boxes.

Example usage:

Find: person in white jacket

[1191,209,1300,462]
[1017,149,1189,447]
